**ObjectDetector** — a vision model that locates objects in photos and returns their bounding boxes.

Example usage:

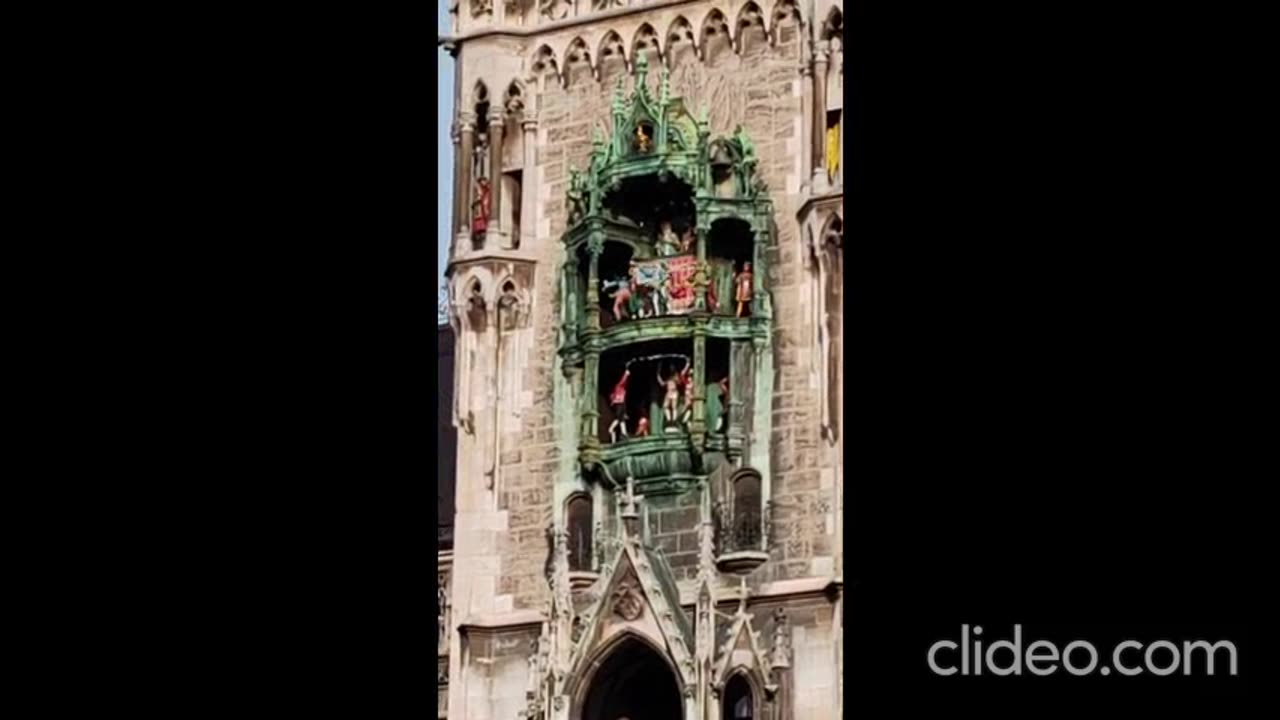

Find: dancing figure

[734,261,753,318]
[608,369,631,443]
[658,364,681,425]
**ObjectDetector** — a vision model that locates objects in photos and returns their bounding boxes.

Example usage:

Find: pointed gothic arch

[571,631,685,720]
[564,36,594,85]
[735,2,768,54]
[701,9,731,62]
[565,492,594,572]
[531,43,560,81]
[822,5,844,41]
[470,79,489,108]
[598,30,628,80]
[502,79,525,116]
[770,0,803,45]
[632,22,661,66]
[666,14,697,63]
[722,671,762,720]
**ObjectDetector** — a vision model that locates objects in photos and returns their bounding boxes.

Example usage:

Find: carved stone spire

[633,50,649,89]
[618,476,644,539]
[771,606,792,669]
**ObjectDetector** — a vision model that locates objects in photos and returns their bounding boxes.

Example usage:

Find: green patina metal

[557,55,776,503]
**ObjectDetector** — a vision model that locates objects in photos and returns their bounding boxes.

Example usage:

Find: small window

[567,494,593,571]
[730,469,762,550]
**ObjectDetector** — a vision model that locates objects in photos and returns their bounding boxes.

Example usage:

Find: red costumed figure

[608,369,631,443]
[678,360,694,425]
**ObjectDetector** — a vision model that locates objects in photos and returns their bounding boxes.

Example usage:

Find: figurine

[472,177,492,236]
[604,262,639,322]
[635,123,651,153]
[605,277,633,322]
[716,376,729,431]
[658,363,682,426]
[656,221,680,257]
[567,169,586,223]
[679,227,695,254]
[608,369,631,442]
[734,261,753,318]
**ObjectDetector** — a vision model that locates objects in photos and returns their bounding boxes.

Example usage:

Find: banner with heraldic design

[633,254,697,316]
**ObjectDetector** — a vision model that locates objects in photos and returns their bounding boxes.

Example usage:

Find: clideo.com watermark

[928,625,1238,677]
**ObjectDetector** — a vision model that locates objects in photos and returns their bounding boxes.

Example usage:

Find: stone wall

[454,625,541,720]
[643,488,703,580]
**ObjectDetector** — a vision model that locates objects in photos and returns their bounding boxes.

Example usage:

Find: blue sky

[437,2,454,292]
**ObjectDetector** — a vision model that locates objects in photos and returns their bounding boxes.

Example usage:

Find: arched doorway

[722,674,755,720]
[580,636,683,720]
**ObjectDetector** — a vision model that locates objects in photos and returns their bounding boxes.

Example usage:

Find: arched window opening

[723,673,754,720]
[707,218,754,317]
[464,281,487,333]
[567,494,594,571]
[729,468,762,551]
[501,82,525,248]
[471,82,492,250]
[581,637,683,720]
[822,216,843,441]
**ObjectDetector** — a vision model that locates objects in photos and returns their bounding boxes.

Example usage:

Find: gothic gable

[566,537,697,693]
[711,596,778,696]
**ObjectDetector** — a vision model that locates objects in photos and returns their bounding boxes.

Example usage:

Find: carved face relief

[611,574,644,621]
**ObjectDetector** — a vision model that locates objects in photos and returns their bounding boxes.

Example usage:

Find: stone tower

[440,3,843,719]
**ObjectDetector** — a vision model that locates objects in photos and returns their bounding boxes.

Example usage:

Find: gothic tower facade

[439,3,844,719]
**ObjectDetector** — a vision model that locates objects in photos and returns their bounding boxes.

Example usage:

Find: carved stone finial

[634,49,649,83]
[771,606,792,669]
[618,476,643,520]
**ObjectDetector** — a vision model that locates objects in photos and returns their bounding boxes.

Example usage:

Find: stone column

[450,121,463,243]
[811,41,830,190]
[520,117,538,249]
[585,238,601,332]
[751,220,766,317]
[838,66,845,188]
[457,115,475,237]
[691,328,706,443]
[727,341,751,459]
[581,236,603,447]
[800,60,814,188]
[488,108,506,239]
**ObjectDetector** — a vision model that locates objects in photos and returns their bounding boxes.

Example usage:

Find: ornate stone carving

[437,574,450,655]
[539,0,569,22]
[611,573,644,620]
[771,606,792,669]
